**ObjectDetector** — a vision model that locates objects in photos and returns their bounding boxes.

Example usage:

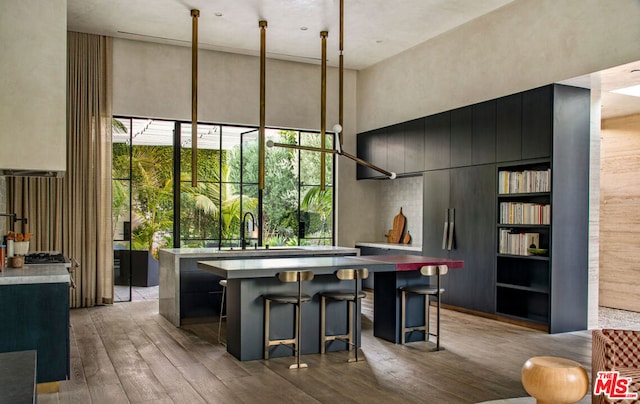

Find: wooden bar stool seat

[263,270,314,369]
[399,264,448,350]
[319,268,369,362]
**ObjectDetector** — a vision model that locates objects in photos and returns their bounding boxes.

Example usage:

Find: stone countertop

[197,254,463,279]
[160,245,359,259]
[0,264,70,285]
[356,241,422,252]
[197,256,395,279]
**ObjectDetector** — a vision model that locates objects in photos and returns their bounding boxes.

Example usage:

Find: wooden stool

[263,270,314,369]
[399,265,448,350]
[319,268,369,362]
[521,356,589,404]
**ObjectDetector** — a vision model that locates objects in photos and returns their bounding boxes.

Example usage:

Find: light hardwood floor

[39,295,593,404]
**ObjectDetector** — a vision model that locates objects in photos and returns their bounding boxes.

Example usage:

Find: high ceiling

[68,0,640,119]
[67,0,515,70]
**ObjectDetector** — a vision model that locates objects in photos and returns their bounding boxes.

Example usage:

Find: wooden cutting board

[385,207,406,243]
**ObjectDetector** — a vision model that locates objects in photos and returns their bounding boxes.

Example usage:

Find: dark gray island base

[198,255,463,361]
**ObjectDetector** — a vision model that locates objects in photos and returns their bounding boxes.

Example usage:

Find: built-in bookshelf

[496,160,551,326]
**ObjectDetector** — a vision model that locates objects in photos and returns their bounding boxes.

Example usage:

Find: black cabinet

[0,282,69,383]
[450,106,472,167]
[495,84,590,333]
[357,128,388,179]
[386,128,404,175]
[422,164,496,313]
[424,112,450,171]
[497,93,522,162]
[472,101,497,165]
[403,118,425,174]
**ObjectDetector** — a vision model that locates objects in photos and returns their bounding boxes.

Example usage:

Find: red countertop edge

[357,254,464,272]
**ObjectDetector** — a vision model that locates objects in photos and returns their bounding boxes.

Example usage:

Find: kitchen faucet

[0,213,28,233]
[241,212,256,250]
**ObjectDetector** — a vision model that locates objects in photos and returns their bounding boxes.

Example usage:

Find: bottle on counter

[6,237,14,258]
[0,244,5,270]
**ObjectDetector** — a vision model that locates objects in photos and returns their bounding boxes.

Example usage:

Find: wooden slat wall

[600,114,640,312]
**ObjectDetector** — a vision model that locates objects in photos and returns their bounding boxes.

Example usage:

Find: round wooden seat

[263,294,312,304]
[521,356,589,404]
[319,290,366,301]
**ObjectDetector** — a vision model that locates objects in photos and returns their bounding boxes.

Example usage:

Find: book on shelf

[499,230,541,256]
[499,202,551,224]
[498,168,551,194]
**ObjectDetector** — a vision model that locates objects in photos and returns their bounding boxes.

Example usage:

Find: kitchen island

[198,254,463,361]
[159,246,358,327]
[0,264,70,384]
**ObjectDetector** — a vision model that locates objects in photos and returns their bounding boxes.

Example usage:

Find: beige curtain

[9,33,114,307]
[65,32,114,307]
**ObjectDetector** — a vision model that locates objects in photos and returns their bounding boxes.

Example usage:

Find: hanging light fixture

[320,30,328,190]
[258,20,267,190]
[268,0,396,180]
[191,9,199,187]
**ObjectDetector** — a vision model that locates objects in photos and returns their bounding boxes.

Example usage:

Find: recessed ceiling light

[214,12,223,17]
[376,40,383,43]
[300,27,308,31]
[611,84,640,98]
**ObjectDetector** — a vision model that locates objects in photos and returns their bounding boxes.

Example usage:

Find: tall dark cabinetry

[423,165,495,313]
[357,84,590,333]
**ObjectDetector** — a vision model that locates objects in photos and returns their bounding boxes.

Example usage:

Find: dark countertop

[356,241,422,252]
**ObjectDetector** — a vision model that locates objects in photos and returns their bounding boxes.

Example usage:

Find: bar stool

[217,279,227,345]
[263,270,314,369]
[319,268,369,362]
[399,264,448,350]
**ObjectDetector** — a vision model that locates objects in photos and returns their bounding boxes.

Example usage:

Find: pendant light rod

[190,9,199,187]
[269,141,337,155]
[259,20,267,190]
[320,31,328,190]
[338,0,344,149]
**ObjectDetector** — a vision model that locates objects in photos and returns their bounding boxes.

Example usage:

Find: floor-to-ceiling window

[111,117,335,300]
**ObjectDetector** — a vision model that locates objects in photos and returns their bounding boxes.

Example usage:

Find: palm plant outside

[112,124,333,253]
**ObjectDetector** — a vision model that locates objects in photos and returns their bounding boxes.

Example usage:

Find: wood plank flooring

[39,294,593,404]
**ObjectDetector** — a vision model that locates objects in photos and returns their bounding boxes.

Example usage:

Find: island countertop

[0,264,70,285]
[197,254,463,279]
[160,245,359,259]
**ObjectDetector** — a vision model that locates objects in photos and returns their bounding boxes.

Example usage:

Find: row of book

[499,202,551,225]
[498,169,551,194]
[498,230,540,256]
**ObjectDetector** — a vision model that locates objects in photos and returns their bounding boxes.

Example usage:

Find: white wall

[0,0,67,173]
[356,0,640,132]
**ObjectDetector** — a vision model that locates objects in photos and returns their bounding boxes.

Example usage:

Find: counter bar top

[357,254,464,271]
[197,254,463,279]
[355,242,422,252]
[0,264,70,285]
[161,245,358,259]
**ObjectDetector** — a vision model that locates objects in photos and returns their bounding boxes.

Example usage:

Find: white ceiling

[67,0,516,70]
[68,0,640,120]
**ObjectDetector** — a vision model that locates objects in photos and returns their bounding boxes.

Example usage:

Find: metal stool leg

[348,278,364,363]
[218,283,226,345]
[264,298,271,360]
[289,276,308,369]
[401,290,407,344]
[425,293,430,343]
[320,295,327,354]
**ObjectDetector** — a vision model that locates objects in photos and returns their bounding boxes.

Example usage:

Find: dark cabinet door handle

[442,209,449,250]
[447,208,455,251]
